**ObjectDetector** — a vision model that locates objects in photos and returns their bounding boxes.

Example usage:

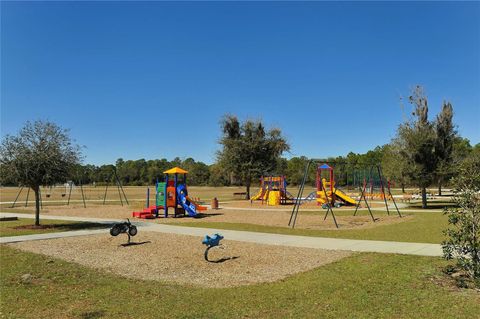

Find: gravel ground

[9,232,352,288]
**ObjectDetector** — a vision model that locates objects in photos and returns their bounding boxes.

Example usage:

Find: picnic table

[233,192,247,198]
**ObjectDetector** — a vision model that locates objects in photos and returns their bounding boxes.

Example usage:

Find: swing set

[10,167,129,209]
[288,160,402,229]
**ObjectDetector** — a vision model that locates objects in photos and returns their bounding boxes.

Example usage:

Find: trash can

[211,197,219,209]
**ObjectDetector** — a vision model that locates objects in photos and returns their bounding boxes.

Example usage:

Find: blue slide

[176,184,198,217]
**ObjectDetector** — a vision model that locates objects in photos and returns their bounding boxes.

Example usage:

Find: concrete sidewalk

[0,212,131,224]
[0,212,443,257]
[0,229,109,244]
[142,223,443,257]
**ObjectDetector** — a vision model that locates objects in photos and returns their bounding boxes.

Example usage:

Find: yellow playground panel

[250,176,294,205]
[316,164,358,207]
[316,178,357,206]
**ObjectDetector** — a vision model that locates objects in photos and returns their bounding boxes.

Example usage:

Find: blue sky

[1,1,479,165]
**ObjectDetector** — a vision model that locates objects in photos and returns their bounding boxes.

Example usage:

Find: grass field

[173,210,449,244]
[0,218,107,237]
[1,185,447,207]
[1,185,453,215]
[0,187,474,319]
[1,245,478,318]
[0,185,253,202]
[0,186,251,208]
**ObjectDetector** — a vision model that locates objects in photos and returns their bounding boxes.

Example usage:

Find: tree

[208,163,230,186]
[0,120,82,226]
[452,137,473,168]
[181,158,210,185]
[286,156,310,185]
[442,150,480,287]
[361,146,385,167]
[396,85,437,208]
[381,143,409,193]
[217,115,290,199]
[435,101,456,195]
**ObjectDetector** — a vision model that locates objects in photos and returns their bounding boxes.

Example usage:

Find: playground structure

[250,176,294,205]
[132,167,207,219]
[289,160,401,229]
[316,164,357,207]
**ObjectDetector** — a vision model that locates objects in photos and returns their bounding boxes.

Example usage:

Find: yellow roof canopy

[163,167,188,174]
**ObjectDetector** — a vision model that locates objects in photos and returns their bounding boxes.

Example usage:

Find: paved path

[0,212,129,224]
[0,212,442,257]
[0,198,147,205]
[0,229,109,244]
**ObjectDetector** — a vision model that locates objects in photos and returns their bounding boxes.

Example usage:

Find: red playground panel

[132,205,162,219]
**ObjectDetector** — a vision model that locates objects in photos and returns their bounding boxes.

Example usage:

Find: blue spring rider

[202,233,224,261]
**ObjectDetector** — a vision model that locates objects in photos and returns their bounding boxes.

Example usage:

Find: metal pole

[25,187,30,207]
[353,176,375,222]
[147,187,150,208]
[288,163,304,225]
[377,166,390,215]
[103,182,109,205]
[11,186,24,208]
[79,181,86,208]
[353,182,366,216]
[288,160,313,228]
[164,174,169,218]
[114,169,129,205]
[67,183,73,205]
[380,166,402,218]
[364,167,376,222]
[116,181,123,206]
[362,188,375,222]
[321,184,338,228]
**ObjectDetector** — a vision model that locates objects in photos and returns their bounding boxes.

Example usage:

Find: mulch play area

[9,232,352,288]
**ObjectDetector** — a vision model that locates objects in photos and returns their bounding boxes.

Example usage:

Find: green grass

[0,218,108,237]
[1,245,478,318]
[174,210,449,244]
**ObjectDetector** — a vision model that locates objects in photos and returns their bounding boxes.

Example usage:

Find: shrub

[442,154,480,287]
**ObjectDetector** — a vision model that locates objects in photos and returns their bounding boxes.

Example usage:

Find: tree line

[65,135,476,195]
[1,85,478,204]
[1,117,478,197]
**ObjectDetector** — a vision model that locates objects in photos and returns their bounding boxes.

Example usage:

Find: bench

[233,192,247,198]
